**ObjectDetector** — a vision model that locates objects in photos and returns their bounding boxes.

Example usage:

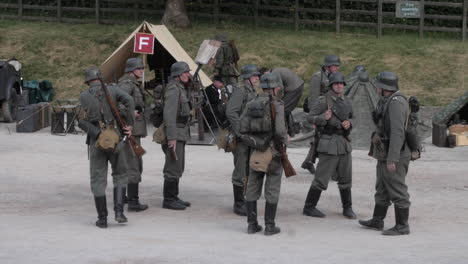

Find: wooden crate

[454,133,468,146]
[448,124,468,134]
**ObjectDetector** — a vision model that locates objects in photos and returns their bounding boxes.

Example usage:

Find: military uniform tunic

[308,90,353,191]
[118,73,147,183]
[272,67,304,135]
[162,78,191,181]
[78,82,135,197]
[245,99,288,204]
[371,92,411,209]
[226,80,257,187]
[215,41,238,86]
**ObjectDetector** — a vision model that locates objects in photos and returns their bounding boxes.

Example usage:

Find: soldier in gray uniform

[161,61,192,210]
[118,57,148,212]
[243,73,288,236]
[225,64,260,216]
[78,66,135,228]
[260,67,304,136]
[302,55,341,174]
[214,33,239,86]
[359,71,411,236]
[302,72,356,219]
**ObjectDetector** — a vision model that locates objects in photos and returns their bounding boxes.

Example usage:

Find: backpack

[382,93,421,160]
[239,95,272,134]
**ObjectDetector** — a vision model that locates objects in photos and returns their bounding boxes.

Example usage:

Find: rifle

[310,127,320,164]
[269,94,296,177]
[328,95,352,142]
[98,78,146,157]
[229,40,240,69]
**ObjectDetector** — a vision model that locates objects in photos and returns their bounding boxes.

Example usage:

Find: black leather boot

[246,201,262,234]
[339,188,357,219]
[359,204,388,230]
[162,179,186,210]
[303,186,325,217]
[94,196,108,228]
[127,183,148,212]
[175,179,191,207]
[382,207,410,236]
[264,202,280,236]
[113,186,128,223]
[233,185,247,216]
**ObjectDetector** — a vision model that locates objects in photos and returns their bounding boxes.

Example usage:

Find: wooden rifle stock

[99,78,146,157]
[269,95,296,177]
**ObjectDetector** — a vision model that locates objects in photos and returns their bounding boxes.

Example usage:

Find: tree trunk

[162,0,191,28]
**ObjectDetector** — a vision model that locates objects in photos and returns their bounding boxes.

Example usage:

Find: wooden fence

[1,0,468,41]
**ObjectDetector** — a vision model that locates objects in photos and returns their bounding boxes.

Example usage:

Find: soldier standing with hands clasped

[78,66,135,228]
[302,72,356,220]
[359,71,412,236]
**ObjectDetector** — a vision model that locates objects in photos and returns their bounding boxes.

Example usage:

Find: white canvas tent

[100,21,211,86]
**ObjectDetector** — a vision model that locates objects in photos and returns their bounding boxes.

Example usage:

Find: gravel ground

[0,123,467,264]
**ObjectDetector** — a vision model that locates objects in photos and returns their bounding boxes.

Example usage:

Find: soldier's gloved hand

[386,162,396,173]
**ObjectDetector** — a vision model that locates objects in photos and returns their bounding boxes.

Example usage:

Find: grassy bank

[1,20,467,105]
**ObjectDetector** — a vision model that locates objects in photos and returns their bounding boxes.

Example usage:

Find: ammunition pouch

[176,115,190,124]
[78,120,101,141]
[95,126,120,152]
[322,126,348,136]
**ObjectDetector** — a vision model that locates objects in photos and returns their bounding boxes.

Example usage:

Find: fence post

[95,0,100,24]
[336,0,341,33]
[377,0,382,38]
[294,0,299,31]
[214,0,219,25]
[254,0,259,28]
[419,0,425,39]
[134,1,138,23]
[18,0,22,21]
[57,0,62,23]
[463,0,467,41]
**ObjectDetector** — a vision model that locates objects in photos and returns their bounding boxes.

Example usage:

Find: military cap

[323,54,341,67]
[240,64,261,79]
[375,71,399,91]
[84,66,102,83]
[260,72,282,89]
[213,74,224,83]
[328,72,346,87]
[353,65,366,73]
[170,61,191,78]
[125,57,144,73]
[213,33,227,42]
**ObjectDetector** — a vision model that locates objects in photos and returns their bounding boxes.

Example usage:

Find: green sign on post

[395,1,421,18]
